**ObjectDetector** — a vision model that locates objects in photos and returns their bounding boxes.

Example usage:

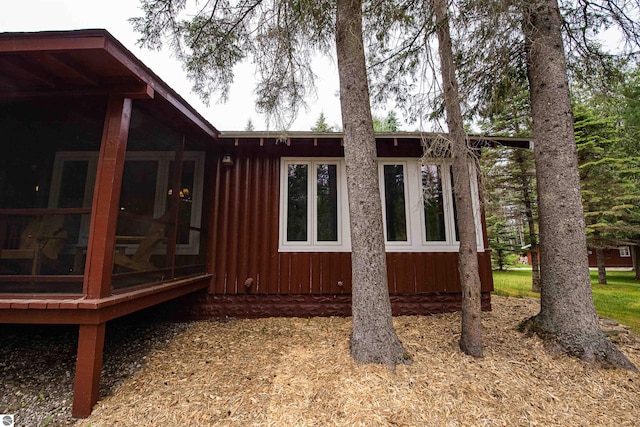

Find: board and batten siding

[208,142,493,296]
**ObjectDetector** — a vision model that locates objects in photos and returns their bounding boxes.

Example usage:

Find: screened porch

[0,96,209,295]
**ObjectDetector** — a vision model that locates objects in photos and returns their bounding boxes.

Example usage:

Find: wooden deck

[0,274,211,323]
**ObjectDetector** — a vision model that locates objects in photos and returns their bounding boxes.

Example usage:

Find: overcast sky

[1,0,348,131]
[3,1,627,133]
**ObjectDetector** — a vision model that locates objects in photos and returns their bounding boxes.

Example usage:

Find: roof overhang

[0,29,219,141]
[218,131,533,149]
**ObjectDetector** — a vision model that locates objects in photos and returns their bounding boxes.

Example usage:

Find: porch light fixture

[222,154,234,166]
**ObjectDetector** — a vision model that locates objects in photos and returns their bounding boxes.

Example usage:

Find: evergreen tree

[521,0,636,371]
[575,102,625,283]
[132,0,407,367]
[480,93,539,291]
[433,0,484,357]
[372,111,402,132]
[311,112,334,132]
[481,146,538,277]
[574,66,640,282]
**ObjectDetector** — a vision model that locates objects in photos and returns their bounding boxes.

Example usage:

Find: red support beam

[83,95,131,299]
[72,322,106,418]
[72,95,130,418]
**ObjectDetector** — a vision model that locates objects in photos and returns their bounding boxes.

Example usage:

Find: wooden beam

[0,56,57,88]
[83,95,131,299]
[115,83,154,99]
[41,52,101,86]
[0,84,153,99]
[72,323,106,418]
[0,34,107,52]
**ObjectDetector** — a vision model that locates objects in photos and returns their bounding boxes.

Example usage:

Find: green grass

[492,268,640,334]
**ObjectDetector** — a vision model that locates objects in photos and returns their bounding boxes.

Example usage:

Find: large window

[279,157,484,252]
[421,164,447,242]
[280,159,349,251]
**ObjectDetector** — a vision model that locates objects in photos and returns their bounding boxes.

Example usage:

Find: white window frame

[279,158,351,252]
[278,157,485,253]
[619,246,631,257]
[378,158,484,252]
[378,160,413,249]
[49,151,205,255]
[416,162,457,248]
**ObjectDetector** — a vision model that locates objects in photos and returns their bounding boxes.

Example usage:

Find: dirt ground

[72,296,639,427]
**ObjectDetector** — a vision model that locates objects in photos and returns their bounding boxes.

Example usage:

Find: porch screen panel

[167,159,196,245]
[117,160,159,235]
[58,160,90,246]
[383,164,407,242]
[112,159,168,289]
[421,165,446,241]
[168,158,206,278]
[316,164,338,242]
[286,164,308,242]
[58,161,89,207]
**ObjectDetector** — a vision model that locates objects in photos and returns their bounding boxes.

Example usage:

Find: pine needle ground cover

[493,269,640,333]
[76,296,639,427]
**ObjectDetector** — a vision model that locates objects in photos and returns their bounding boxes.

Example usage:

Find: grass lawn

[492,268,640,334]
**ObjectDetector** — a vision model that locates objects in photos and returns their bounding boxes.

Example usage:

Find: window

[421,164,447,242]
[280,159,349,251]
[279,157,484,252]
[382,163,409,242]
[49,151,204,254]
[619,246,631,257]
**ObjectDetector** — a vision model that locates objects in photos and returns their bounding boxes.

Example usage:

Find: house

[587,247,634,268]
[0,29,530,417]
[524,246,634,268]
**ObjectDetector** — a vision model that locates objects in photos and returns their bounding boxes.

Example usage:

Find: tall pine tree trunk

[434,0,483,357]
[596,248,607,284]
[522,0,635,370]
[335,0,407,367]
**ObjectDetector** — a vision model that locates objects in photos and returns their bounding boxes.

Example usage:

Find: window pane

[421,165,446,241]
[316,164,338,241]
[383,164,407,242]
[287,164,308,241]
[450,166,459,241]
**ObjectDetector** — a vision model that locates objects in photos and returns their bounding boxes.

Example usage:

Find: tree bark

[335,0,407,367]
[522,0,636,371]
[596,248,607,284]
[434,0,483,357]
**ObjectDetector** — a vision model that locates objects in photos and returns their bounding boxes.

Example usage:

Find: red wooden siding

[209,146,493,295]
[587,248,633,268]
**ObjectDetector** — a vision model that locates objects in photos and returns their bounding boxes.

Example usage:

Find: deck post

[72,322,106,418]
[73,94,131,417]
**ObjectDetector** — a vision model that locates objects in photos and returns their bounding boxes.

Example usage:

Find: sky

[0,0,348,131]
[2,1,627,133]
